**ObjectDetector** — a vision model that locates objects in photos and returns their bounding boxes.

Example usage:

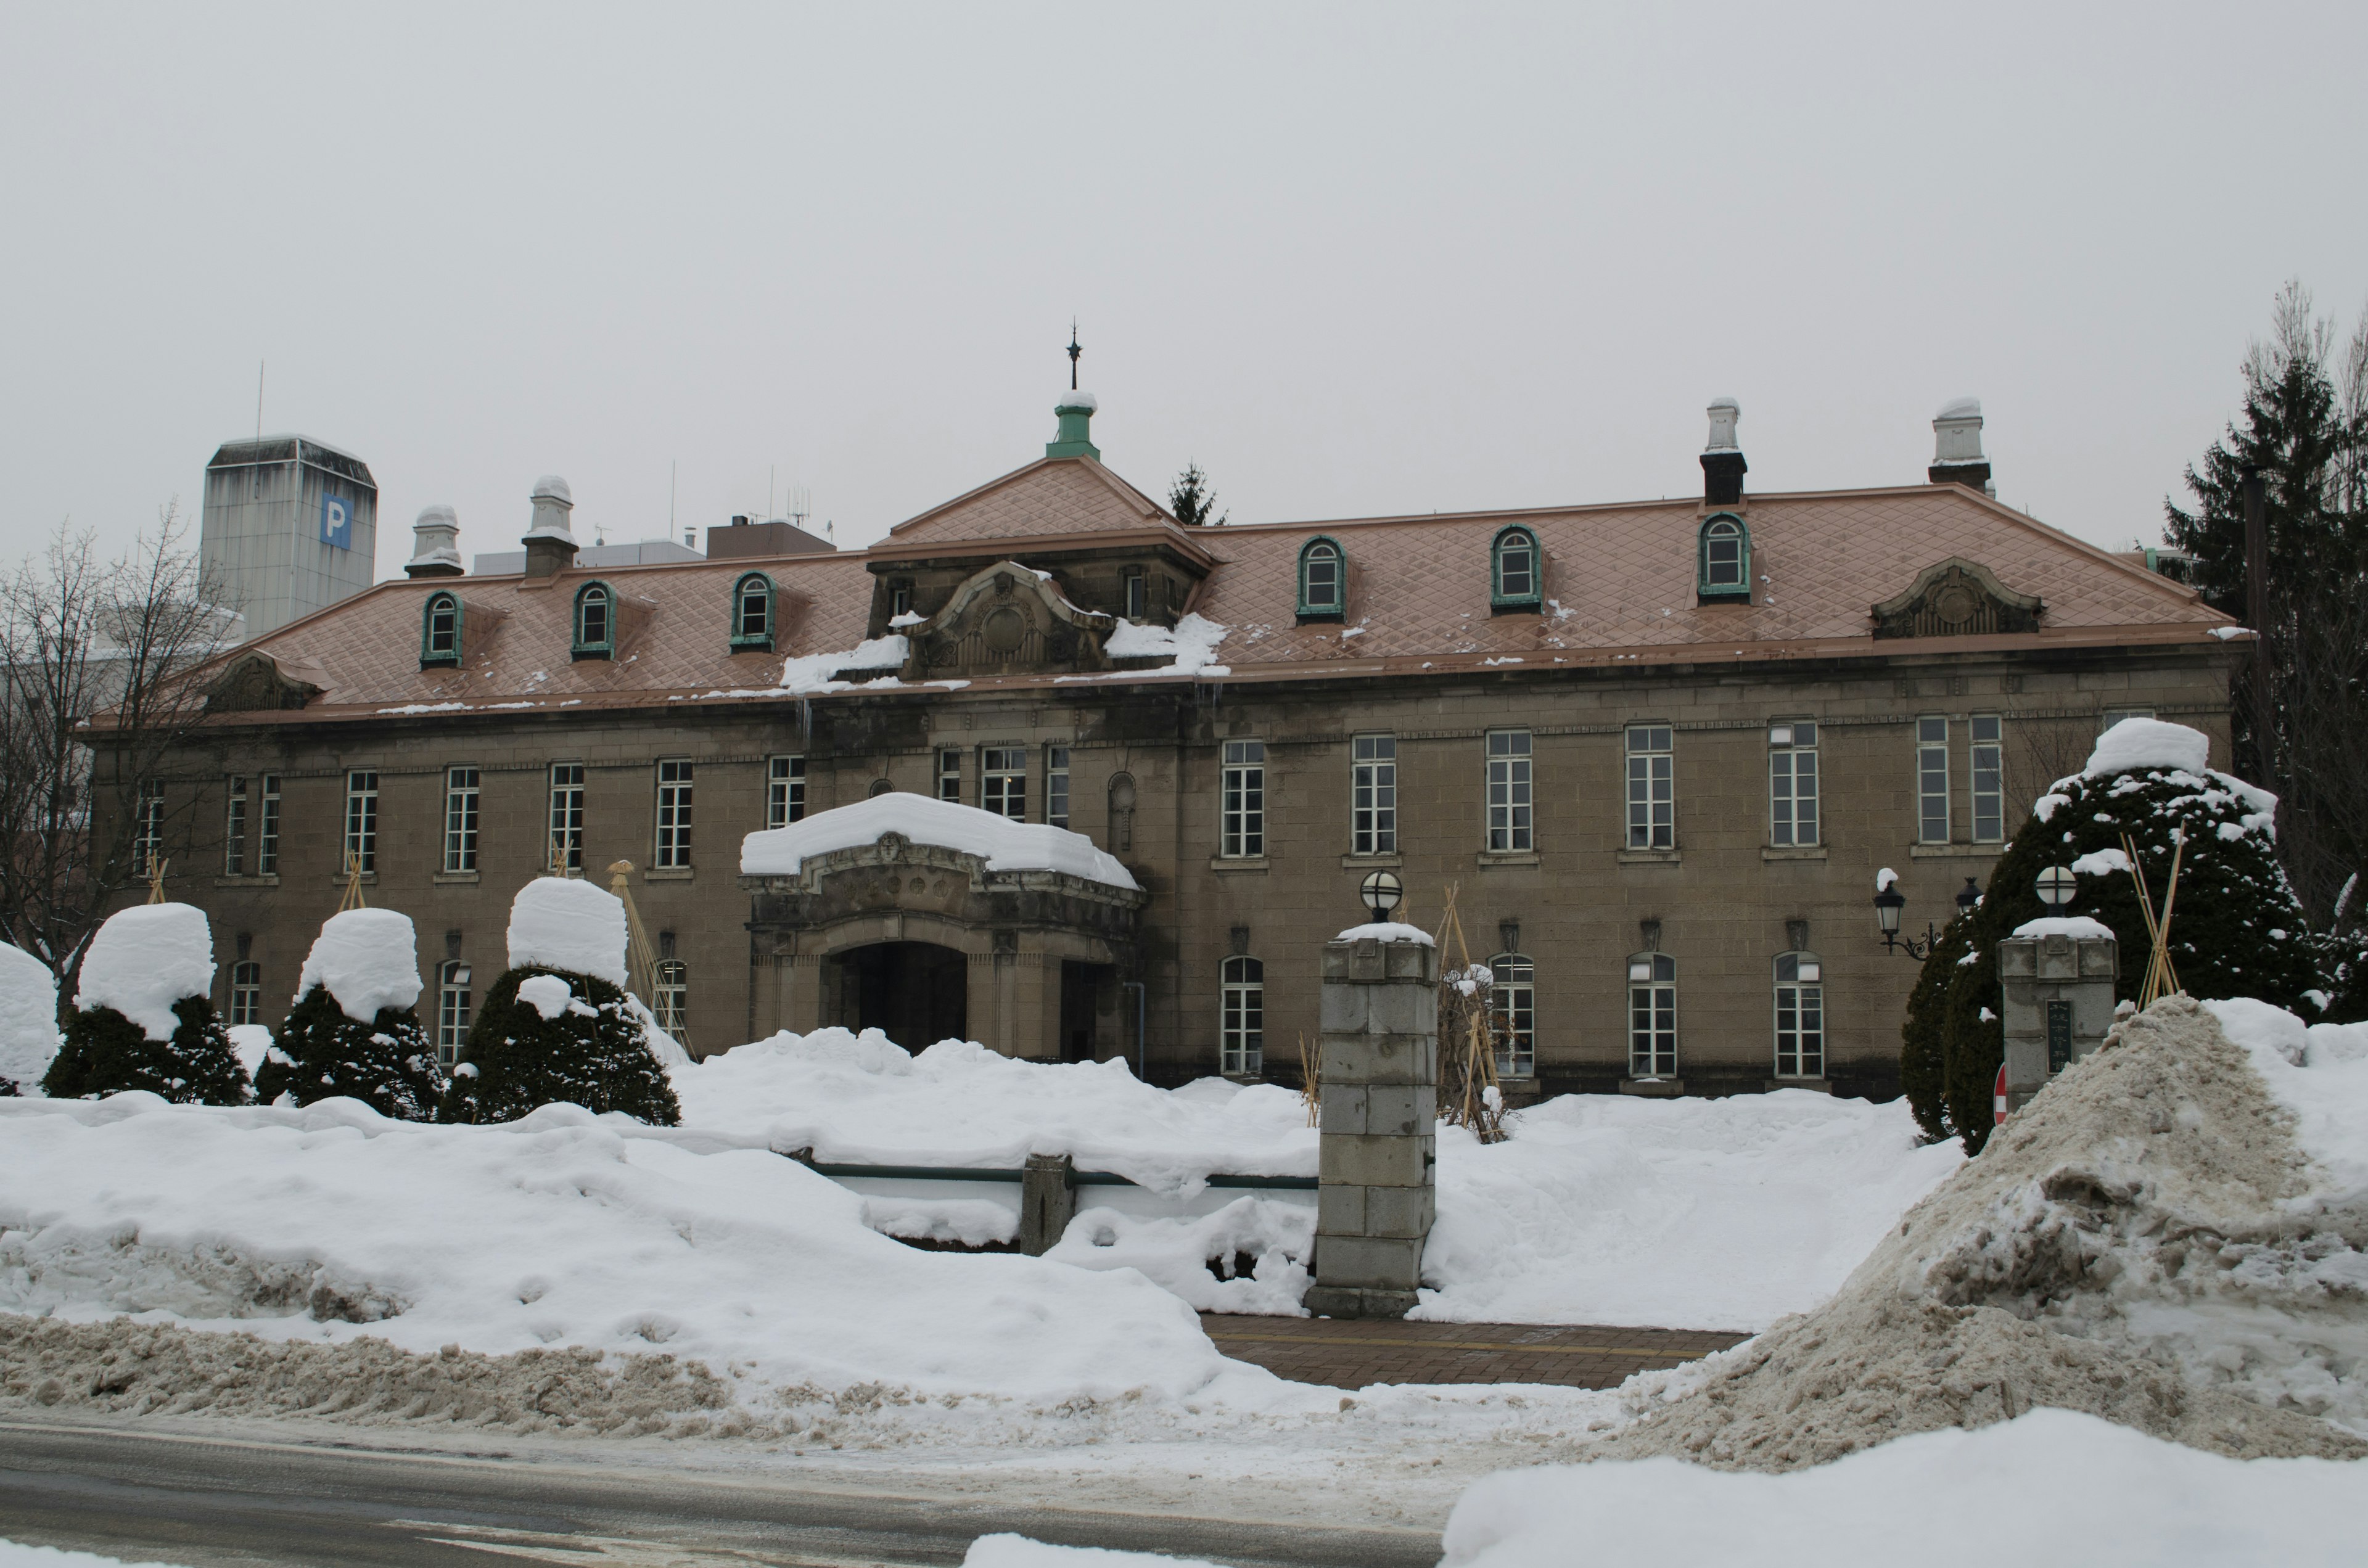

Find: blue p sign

[320,494,352,550]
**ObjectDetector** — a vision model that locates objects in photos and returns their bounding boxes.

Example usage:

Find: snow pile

[778,634,908,694]
[1441,1408,2363,1567]
[966,1541,1218,1568]
[226,1025,273,1078]
[2008,915,2116,942]
[294,908,421,1022]
[676,1028,1314,1191]
[0,1091,1270,1435]
[1101,613,1228,677]
[1418,1091,1962,1330]
[2087,715,2211,778]
[0,1541,194,1567]
[741,795,1140,892]
[1046,1196,1315,1316]
[2206,998,2368,1202]
[73,905,213,1041]
[507,877,627,985]
[1333,922,1433,945]
[1584,997,2368,1469]
[0,945,59,1091]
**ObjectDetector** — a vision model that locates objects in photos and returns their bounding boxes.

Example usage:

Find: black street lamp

[1874,874,1983,959]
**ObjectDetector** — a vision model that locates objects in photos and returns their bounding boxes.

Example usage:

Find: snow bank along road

[0,1418,1438,1568]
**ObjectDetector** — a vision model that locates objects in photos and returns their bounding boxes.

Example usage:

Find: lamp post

[2034,865,2076,911]
[1873,874,1984,959]
[1359,869,1405,922]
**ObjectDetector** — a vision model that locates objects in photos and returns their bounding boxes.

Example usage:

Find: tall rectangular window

[257,774,280,874]
[1492,954,1535,1079]
[1774,952,1824,1078]
[1917,716,1951,843]
[1220,956,1264,1075]
[443,767,480,872]
[655,959,689,1041]
[1628,953,1677,1077]
[437,960,472,1069]
[655,759,694,868]
[229,961,262,1027]
[1045,746,1071,829]
[1352,734,1397,855]
[767,755,806,829]
[343,771,379,875]
[937,749,963,803]
[1768,721,1819,847]
[132,780,165,877]
[1122,569,1147,620]
[982,747,1027,821]
[1626,725,1674,849]
[1970,715,2004,844]
[1220,740,1266,858]
[223,776,249,876]
[1486,731,1532,852]
[549,763,585,872]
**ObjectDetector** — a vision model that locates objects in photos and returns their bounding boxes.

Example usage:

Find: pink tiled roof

[186,459,2232,725]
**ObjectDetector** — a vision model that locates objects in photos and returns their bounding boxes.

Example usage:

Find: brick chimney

[1700,398,1746,506]
[405,504,463,578]
[521,475,577,578]
[1930,398,1992,494]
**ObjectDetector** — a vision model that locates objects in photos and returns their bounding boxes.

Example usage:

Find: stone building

[99,393,2237,1101]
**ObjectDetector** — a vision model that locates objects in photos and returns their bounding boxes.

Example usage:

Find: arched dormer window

[1491,525,1542,612]
[730,572,775,652]
[1698,514,1751,603]
[1297,537,1345,622]
[419,591,462,668]
[572,581,614,661]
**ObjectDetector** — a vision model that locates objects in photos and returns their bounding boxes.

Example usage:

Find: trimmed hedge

[440,966,680,1127]
[43,995,250,1105]
[254,983,443,1119]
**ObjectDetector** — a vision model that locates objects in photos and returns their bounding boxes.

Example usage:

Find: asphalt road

[0,1421,1441,1568]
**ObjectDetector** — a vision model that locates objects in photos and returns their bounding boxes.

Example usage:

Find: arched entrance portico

[831,940,968,1049]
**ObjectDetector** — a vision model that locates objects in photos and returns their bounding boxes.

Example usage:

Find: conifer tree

[255,986,442,1119]
[1167,462,1228,528]
[441,967,680,1126]
[44,994,249,1104]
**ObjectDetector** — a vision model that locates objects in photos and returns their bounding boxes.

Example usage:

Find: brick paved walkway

[1199,1313,1749,1389]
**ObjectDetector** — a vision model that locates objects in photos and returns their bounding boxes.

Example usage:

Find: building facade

[104,396,2237,1101]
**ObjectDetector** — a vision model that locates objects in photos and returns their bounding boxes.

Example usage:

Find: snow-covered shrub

[44,904,247,1104]
[0,942,61,1096]
[439,877,678,1125]
[1896,898,1976,1144]
[254,909,441,1118]
[2325,926,2368,1025]
[1910,720,2324,1152]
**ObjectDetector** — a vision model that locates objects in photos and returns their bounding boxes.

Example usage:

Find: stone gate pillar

[1998,924,2119,1114]
[1307,932,1438,1319]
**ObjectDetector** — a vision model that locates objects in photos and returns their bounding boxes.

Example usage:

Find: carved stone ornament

[899,561,1117,679]
[1870,557,2043,640]
[204,651,323,713]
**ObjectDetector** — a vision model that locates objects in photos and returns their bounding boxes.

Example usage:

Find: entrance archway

[835,942,968,1049]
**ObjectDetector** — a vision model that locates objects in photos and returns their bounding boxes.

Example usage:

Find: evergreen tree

[255,983,442,1119]
[1907,742,2324,1154]
[2325,924,2368,1025]
[1167,462,1228,528]
[1897,899,1977,1145]
[43,995,249,1104]
[441,967,680,1126]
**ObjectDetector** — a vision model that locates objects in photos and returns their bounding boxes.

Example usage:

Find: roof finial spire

[1067,320,1082,390]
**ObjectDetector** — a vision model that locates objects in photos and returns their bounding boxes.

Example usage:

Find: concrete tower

[200,435,378,638]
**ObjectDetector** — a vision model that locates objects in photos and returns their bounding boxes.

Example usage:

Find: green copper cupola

[1046,390,1100,460]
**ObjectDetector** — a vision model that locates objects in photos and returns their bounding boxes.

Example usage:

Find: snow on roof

[297,908,423,1022]
[2012,916,2117,942]
[2084,717,2210,779]
[778,634,908,694]
[1936,396,1983,421]
[1101,613,1228,677]
[1,943,60,1091]
[507,877,629,986]
[532,475,572,503]
[1055,390,1099,413]
[741,794,1141,891]
[75,903,214,1041]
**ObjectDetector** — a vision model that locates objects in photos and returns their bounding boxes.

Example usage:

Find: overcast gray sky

[5,2,2364,580]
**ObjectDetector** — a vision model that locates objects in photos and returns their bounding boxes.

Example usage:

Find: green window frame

[1490,525,1542,611]
[572,581,615,660]
[730,572,775,652]
[1697,514,1751,602]
[1297,536,1346,622]
[420,591,463,668]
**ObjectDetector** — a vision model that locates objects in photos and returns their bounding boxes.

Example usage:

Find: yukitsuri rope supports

[2119,829,2186,1008]
[1431,882,1509,1143]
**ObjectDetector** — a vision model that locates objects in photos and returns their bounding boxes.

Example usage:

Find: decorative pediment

[204,650,324,713]
[903,561,1116,678]
[1871,557,2043,639]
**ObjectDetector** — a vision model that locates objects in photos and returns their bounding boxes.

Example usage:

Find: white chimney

[1701,397,1746,504]
[522,475,578,578]
[405,503,463,579]
[1930,399,1993,495]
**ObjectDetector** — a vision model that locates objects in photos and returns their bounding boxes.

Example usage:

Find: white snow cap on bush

[741,794,1139,890]
[2085,716,2211,779]
[0,942,60,1090]
[73,903,213,1041]
[296,908,422,1022]
[507,876,628,985]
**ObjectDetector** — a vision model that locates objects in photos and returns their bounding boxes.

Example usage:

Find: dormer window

[1492,525,1541,612]
[1122,567,1147,621]
[1698,514,1751,602]
[420,591,462,668]
[731,572,775,652]
[1297,537,1344,622]
[572,581,614,660]
[889,578,915,620]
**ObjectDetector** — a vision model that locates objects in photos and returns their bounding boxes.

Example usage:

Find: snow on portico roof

[741,794,1141,892]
